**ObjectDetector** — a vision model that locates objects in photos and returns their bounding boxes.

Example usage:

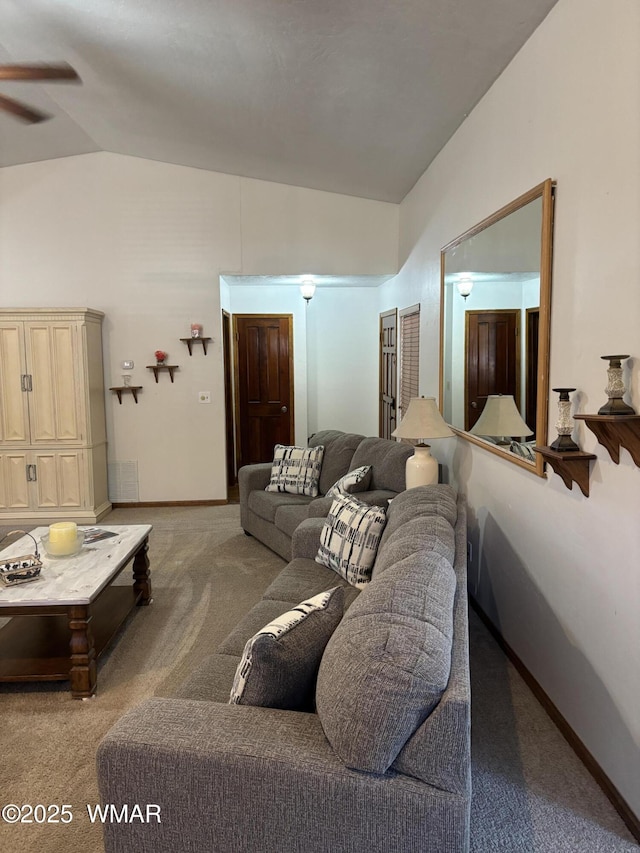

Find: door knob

[471,401,478,408]
[281,406,288,413]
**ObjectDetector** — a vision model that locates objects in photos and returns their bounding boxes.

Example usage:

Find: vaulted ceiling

[0,0,558,203]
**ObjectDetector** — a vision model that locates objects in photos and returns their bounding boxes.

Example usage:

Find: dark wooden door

[465,310,520,431]
[222,310,235,486]
[234,315,294,467]
[525,308,539,433]
[379,309,397,438]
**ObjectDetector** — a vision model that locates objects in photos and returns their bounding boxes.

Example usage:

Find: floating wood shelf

[146,364,179,383]
[180,337,212,356]
[573,413,640,467]
[109,386,143,404]
[534,446,597,497]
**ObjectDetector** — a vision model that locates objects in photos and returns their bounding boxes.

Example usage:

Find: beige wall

[0,152,398,501]
[385,0,640,818]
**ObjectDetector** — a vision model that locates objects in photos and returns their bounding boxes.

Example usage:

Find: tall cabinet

[0,308,111,522]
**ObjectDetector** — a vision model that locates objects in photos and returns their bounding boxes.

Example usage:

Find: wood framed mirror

[439,179,555,476]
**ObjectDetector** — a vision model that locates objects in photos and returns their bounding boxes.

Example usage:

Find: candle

[49,522,78,546]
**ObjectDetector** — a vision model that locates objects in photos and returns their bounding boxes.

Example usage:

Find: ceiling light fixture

[455,274,474,300]
[300,276,316,302]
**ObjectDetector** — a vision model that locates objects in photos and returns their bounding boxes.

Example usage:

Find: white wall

[386,0,640,818]
[306,287,380,436]
[0,152,398,501]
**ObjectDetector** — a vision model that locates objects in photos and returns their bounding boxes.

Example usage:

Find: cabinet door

[24,322,82,443]
[32,451,85,509]
[0,323,30,445]
[0,452,30,509]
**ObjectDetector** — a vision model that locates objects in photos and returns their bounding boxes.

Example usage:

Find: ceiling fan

[0,63,80,124]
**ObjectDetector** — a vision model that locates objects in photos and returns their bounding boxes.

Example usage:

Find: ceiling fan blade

[0,94,49,123]
[0,63,80,82]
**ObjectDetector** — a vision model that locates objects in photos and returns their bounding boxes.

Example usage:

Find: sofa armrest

[307,496,333,517]
[97,698,467,853]
[238,462,272,496]
[291,516,326,559]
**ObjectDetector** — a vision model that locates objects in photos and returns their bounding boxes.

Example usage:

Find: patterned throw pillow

[325,465,372,498]
[265,444,325,496]
[229,587,344,710]
[316,494,387,588]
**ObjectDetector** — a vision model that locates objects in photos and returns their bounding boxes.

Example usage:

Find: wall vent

[108,461,139,502]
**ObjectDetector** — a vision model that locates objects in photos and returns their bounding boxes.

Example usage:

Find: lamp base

[405,444,439,489]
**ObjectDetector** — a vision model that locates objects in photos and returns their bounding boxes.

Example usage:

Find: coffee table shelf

[0,586,138,681]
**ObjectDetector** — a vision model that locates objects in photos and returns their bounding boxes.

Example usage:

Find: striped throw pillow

[229,587,344,709]
[316,494,387,587]
[265,444,325,496]
[325,465,372,498]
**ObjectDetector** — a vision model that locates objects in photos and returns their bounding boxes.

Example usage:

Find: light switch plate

[122,360,134,370]
[199,391,211,403]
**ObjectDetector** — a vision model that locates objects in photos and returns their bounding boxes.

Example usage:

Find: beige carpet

[0,506,285,853]
[1,506,637,852]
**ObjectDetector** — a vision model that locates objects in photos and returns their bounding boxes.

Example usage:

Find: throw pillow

[229,586,344,710]
[316,494,387,588]
[325,465,372,498]
[265,444,325,497]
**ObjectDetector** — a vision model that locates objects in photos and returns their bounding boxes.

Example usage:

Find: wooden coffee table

[0,525,152,699]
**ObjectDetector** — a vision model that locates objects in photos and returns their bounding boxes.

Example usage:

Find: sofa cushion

[325,465,372,498]
[274,504,311,538]
[174,653,241,702]
[373,515,456,579]
[316,494,387,588]
[316,552,456,774]
[310,430,365,495]
[262,557,358,609]
[378,484,458,552]
[266,444,325,497]
[229,587,344,710]
[248,489,312,524]
[350,436,414,493]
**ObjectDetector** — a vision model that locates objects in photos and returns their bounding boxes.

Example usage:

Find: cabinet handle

[26,464,37,482]
[21,374,33,392]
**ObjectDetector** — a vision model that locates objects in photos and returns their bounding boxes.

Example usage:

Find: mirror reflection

[440,180,554,474]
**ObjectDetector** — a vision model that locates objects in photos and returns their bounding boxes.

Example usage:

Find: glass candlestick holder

[598,355,635,415]
[550,388,580,451]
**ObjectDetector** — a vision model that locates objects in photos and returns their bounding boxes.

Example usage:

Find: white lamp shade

[469,394,532,438]
[392,396,454,441]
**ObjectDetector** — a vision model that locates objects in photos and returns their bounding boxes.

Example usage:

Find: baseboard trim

[111,500,228,508]
[469,596,640,843]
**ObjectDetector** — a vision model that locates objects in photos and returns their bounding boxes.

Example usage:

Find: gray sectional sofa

[97,485,471,853]
[239,429,415,560]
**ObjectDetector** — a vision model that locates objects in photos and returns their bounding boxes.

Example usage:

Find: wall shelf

[109,386,143,404]
[534,446,597,497]
[574,413,640,467]
[180,336,212,356]
[146,364,179,383]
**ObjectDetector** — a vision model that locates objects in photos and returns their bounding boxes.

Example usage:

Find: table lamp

[392,396,454,487]
[469,394,533,444]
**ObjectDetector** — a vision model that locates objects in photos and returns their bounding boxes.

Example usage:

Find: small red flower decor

[154,350,167,364]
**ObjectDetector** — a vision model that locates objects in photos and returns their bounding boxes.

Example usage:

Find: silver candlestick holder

[550,388,580,451]
[598,355,635,415]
